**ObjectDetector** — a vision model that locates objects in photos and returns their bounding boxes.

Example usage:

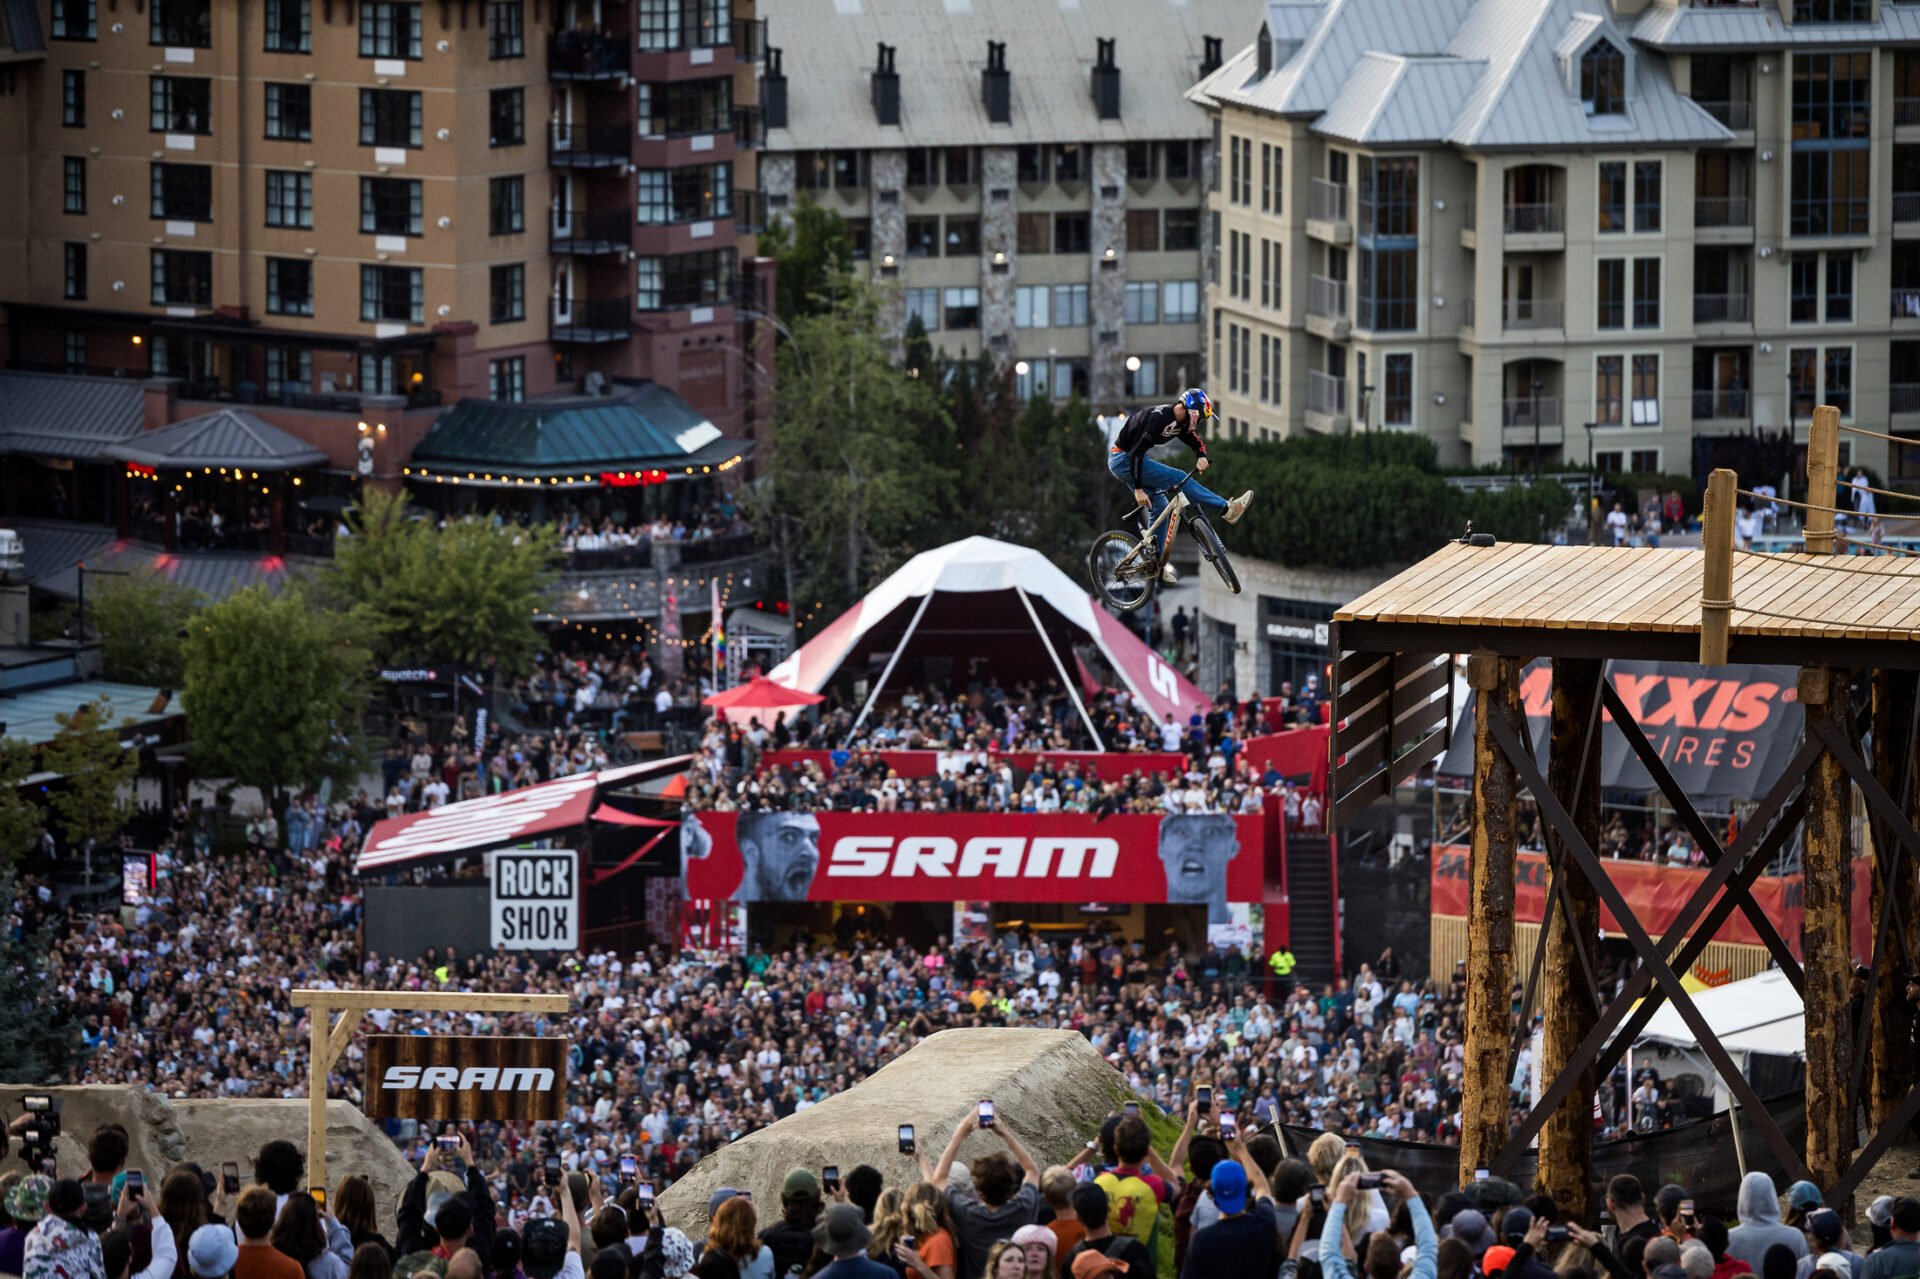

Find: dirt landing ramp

[658,1028,1137,1240]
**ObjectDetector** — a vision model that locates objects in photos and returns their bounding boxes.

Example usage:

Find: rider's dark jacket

[1113,404,1206,488]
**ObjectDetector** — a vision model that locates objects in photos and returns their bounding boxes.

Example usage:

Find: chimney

[1256,23,1272,78]
[871,42,899,126]
[141,377,179,432]
[1092,38,1120,120]
[763,46,787,129]
[982,40,1010,124]
[1201,35,1223,77]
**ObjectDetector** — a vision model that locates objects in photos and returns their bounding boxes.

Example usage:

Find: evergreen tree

[0,871,81,1082]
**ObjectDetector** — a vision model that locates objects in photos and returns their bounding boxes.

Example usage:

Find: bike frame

[1110,466,1199,578]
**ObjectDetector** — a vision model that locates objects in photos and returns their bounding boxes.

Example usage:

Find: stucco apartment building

[756,0,1261,413]
[0,0,771,439]
[1193,0,1920,480]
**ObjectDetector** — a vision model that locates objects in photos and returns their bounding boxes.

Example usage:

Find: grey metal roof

[765,0,1261,149]
[105,408,328,470]
[1197,0,1731,150]
[11,520,121,594]
[411,381,736,478]
[1,0,46,52]
[1634,3,1920,49]
[0,372,146,461]
[1312,53,1487,144]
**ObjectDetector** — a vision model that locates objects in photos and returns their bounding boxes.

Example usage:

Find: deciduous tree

[40,698,138,867]
[87,568,201,687]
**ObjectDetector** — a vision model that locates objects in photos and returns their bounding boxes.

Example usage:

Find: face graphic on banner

[736,811,822,901]
[1158,813,1237,924]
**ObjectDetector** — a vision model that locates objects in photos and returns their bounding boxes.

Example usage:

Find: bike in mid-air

[1086,464,1241,612]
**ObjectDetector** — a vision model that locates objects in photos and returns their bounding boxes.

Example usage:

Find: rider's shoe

[1225,491,1255,525]
[1162,565,1179,586]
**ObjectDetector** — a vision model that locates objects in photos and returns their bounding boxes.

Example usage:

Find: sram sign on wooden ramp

[362,1036,568,1121]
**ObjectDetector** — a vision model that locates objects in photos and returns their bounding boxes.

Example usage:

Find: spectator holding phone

[1179,1133,1277,1278]
[927,1111,1040,1279]
[1319,1170,1435,1279]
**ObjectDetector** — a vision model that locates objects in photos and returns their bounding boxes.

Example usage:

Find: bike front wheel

[1088,530,1156,613]
[1190,516,1241,594]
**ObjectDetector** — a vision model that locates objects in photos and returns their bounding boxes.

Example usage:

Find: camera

[17,1097,60,1170]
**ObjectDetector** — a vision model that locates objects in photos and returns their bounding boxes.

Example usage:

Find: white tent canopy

[1636,968,1805,1060]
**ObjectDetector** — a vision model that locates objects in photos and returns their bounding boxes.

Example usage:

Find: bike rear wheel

[1190,516,1241,594]
[1088,530,1157,612]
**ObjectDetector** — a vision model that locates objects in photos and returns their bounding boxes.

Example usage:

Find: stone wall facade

[1089,143,1129,406]
[869,149,908,339]
[979,146,1018,362]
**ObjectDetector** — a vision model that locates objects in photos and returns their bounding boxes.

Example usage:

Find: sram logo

[381,1066,556,1092]
[826,836,1120,879]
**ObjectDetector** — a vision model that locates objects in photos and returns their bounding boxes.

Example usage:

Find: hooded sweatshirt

[1726,1174,1810,1274]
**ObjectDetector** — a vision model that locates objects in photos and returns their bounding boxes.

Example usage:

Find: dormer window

[1582,38,1626,115]
[1794,0,1872,21]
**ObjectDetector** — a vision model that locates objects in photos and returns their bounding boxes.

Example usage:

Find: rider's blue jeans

[1107,450,1230,557]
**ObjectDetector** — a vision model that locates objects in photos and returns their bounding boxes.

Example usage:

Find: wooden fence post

[1699,469,1735,665]
[1805,406,1840,554]
[1461,649,1522,1183]
[1801,665,1854,1207]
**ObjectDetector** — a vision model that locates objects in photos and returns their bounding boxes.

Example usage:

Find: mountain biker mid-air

[1107,388,1253,585]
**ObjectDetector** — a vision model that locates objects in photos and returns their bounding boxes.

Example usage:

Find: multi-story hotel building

[1193,0,1920,479]
[757,0,1259,412]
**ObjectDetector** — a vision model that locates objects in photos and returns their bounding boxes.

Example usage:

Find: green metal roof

[410,381,744,478]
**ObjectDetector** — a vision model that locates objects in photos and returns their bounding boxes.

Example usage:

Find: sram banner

[490,850,578,950]
[682,811,1263,917]
[362,1035,568,1121]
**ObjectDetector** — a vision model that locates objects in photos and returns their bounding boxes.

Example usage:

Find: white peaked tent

[1637,969,1805,1059]
[765,536,1211,745]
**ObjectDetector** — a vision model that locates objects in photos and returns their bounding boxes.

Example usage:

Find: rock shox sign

[362,1035,568,1121]
[489,849,579,950]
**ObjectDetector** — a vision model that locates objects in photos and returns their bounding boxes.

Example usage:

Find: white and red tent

[765,536,1210,746]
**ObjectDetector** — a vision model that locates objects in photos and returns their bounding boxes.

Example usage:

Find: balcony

[1895,289,1920,319]
[1692,99,1754,131]
[1900,97,1920,127]
[1307,275,1347,319]
[1307,178,1351,244]
[1694,293,1752,324]
[1693,389,1752,421]
[550,296,633,343]
[549,122,631,169]
[1503,299,1563,331]
[1502,396,1563,446]
[548,33,630,81]
[1897,193,1920,224]
[733,105,765,150]
[1895,384,1920,414]
[732,17,766,61]
[1306,369,1347,418]
[551,207,632,256]
[1695,196,1753,228]
[1503,203,1564,234]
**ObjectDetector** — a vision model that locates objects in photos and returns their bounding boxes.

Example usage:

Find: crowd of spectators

[1436,800,1718,868]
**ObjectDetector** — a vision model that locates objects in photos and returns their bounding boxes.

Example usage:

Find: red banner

[683,811,1266,908]
[757,750,1193,782]
[1239,726,1330,791]
[1430,844,1872,960]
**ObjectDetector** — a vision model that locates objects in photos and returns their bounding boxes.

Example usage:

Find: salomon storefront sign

[363,1035,568,1121]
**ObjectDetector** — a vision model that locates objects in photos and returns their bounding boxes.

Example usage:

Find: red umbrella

[702,675,825,721]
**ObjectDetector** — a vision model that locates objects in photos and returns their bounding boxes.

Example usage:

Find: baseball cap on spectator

[7,1175,51,1224]
[1817,1256,1851,1275]
[1788,1182,1824,1213]
[707,1188,741,1220]
[1893,1198,1920,1233]
[1483,1246,1516,1277]
[1500,1207,1533,1242]
[492,1230,521,1276]
[520,1219,569,1279]
[1869,1197,1896,1228]
[1806,1210,1844,1245]
[1447,1209,1494,1257]
[1210,1162,1248,1215]
[782,1169,820,1201]
[188,1223,240,1278]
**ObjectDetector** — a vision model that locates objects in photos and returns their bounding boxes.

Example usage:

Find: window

[1017,358,1050,400]
[360,177,422,235]
[151,249,212,305]
[636,0,731,51]
[1163,280,1199,324]
[266,257,312,314]
[904,288,939,332]
[264,0,309,50]
[1165,140,1195,181]
[1596,355,1623,425]
[1384,353,1413,425]
[1227,322,1239,392]
[1360,156,1418,237]
[265,83,311,139]
[490,176,524,234]
[943,287,980,329]
[51,0,95,39]
[489,89,524,146]
[1266,143,1283,214]
[1632,354,1659,424]
[943,217,979,258]
[1017,145,1048,184]
[1633,161,1661,232]
[1238,231,1254,299]
[904,147,934,187]
[150,76,210,133]
[264,170,311,227]
[64,157,85,213]
[1598,162,1627,232]
[1124,281,1158,325]
[1264,239,1282,309]
[1791,150,1870,236]
[1597,258,1625,328]
[1126,141,1156,181]
[846,219,869,259]
[1595,450,1624,473]
[59,71,85,128]
[360,89,421,147]
[265,348,310,397]
[359,2,421,58]
[1827,253,1853,320]
[360,264,422,323]
[1126,209,1159,253]
[1795,0,1871,17]
[490,264,525,323]
[1633,257,1661,328]
[1259,334,1271,403]
[635,164,730,223]
[150,163,211,221]
[1053,284,1089,328]
[1825,346,1853,414]
[1054,212,1090,255]
[1629,449,1660,473]
[633,249,735,309]
[904,217,938,258]
[151,0,209,45]
[1260,143,1272,212]
[1016,213,1050,256]
[945,148,974,186]
[488,1,523,58]
[1358,247,1416,331]
[1791,53,1871,236]
[1581,37,1626,115]
[489,357,526,402]
[1790,346,1819,417]
[1164,209,1200,251]
[1015,286,1049,329]
[1126,357,1159,400]
[1055,144,1085,183]
[637,79,732,138]
[1239,326,1251,396]
[63,331,86,372]
[1791,253,1821,322]
[64,243,86,300]
[1228,232,1241,300]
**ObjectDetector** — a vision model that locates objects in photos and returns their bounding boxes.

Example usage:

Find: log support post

[1538,658,1602,1221]
[1461,649,1522,1183]
[1870,671,1920,1129]
[1806,406,1840,554]
[1801,665,1855,1203]
[1699,469,1735,666]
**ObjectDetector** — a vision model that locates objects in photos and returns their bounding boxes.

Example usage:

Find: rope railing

[1736,546,1920,575]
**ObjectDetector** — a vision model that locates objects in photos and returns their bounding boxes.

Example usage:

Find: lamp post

[1531,377,1544,479]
